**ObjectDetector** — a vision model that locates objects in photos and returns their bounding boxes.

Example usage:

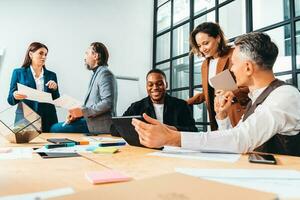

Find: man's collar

[248,86,267,103]
[92,65,100,73]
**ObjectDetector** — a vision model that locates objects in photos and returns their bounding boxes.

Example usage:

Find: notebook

[85,170,132,184]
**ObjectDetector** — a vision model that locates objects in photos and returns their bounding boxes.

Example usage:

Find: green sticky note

[93,147,119,154]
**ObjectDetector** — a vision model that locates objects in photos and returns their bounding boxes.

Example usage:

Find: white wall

[0,0,153,119]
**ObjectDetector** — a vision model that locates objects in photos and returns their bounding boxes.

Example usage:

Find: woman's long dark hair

[190,22,230,57]
[21,42,48,68]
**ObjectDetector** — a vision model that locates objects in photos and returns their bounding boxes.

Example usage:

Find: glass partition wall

[154,0,300,131]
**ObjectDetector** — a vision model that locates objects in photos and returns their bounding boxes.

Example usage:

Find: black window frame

[153,0,300,131]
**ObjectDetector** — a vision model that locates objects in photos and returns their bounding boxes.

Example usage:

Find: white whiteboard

[116,76,141,116]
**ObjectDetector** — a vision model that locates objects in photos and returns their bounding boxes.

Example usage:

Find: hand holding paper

[17,83,53,104]
[53,94,81,109]
[16,83,82,110]
[13,91,27,100]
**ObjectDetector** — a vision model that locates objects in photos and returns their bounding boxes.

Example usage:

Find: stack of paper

[34,145,91,154]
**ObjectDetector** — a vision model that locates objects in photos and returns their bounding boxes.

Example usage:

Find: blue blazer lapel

[43,68,50,92]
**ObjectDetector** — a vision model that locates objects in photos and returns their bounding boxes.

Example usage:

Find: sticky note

[85,170,131,184]
[92,147,119,154]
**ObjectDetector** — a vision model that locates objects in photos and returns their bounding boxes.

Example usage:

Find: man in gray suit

[50,42,117,134]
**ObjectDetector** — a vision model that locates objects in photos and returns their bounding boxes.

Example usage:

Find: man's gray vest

[242,79,300,156]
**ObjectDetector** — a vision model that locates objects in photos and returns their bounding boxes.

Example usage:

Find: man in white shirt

[132,32,300,156]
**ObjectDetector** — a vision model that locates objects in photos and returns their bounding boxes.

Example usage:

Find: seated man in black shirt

[123,69,197,132]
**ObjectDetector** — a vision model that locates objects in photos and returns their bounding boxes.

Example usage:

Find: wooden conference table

[1,133,300,199]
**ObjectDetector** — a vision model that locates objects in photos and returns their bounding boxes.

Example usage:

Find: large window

[153,0,300,131]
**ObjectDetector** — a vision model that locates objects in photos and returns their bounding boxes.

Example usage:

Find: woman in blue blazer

[7,42,60,132]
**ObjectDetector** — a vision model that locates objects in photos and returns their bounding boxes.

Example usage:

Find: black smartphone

[46,138,76,144]
[248,153,277,165]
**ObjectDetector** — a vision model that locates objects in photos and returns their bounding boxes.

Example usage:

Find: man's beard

[85,63,93,70]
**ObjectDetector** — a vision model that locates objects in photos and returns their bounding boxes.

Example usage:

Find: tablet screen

[111,116,144,147]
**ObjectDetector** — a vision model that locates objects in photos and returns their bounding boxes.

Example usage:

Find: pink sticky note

[85,170,132,184]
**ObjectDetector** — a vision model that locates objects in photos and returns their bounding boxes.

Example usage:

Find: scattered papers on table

[148,146,240,163]
[0,187,74,200]
[0,147,32,160]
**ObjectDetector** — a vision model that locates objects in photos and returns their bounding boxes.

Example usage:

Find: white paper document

[0,147,32,160]
[53,94,81,109]
[0,187,74,200]
[83,136,126,143]
[17,83,81,109]
[209,69,238,91]
[176,168,300,199]
[148,146,240,163]
[17,83,53,104]
[34,145,91,153]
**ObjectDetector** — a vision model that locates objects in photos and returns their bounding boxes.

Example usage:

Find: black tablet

[111,116,144,147]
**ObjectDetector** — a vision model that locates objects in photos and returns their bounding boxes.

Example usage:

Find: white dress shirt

[181,85,300,153]
[153,103,164,123]
[30,66,44,91]
[208,58,218,87]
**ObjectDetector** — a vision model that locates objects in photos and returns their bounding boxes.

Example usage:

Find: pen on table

[99,142,126,147]
[45,142,76,149]
[75,141,89,145]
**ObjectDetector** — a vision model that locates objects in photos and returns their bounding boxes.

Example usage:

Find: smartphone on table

[248,153,277,165]
[46,138,76,144]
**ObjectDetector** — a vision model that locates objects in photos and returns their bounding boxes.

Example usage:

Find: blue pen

[99,142,126,147]
[45,142,76,149]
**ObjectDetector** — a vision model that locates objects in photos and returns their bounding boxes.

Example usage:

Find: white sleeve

[181,86,300,153]
[216,117,233,130]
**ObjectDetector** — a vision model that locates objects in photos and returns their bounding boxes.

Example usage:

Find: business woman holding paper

[7,42,60,132]
[186,22,249,130]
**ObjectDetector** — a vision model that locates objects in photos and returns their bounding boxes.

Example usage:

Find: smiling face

[195,32,220,58]
[29,47,47,67]
[230,46,250,87]
[146,73,167,104]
